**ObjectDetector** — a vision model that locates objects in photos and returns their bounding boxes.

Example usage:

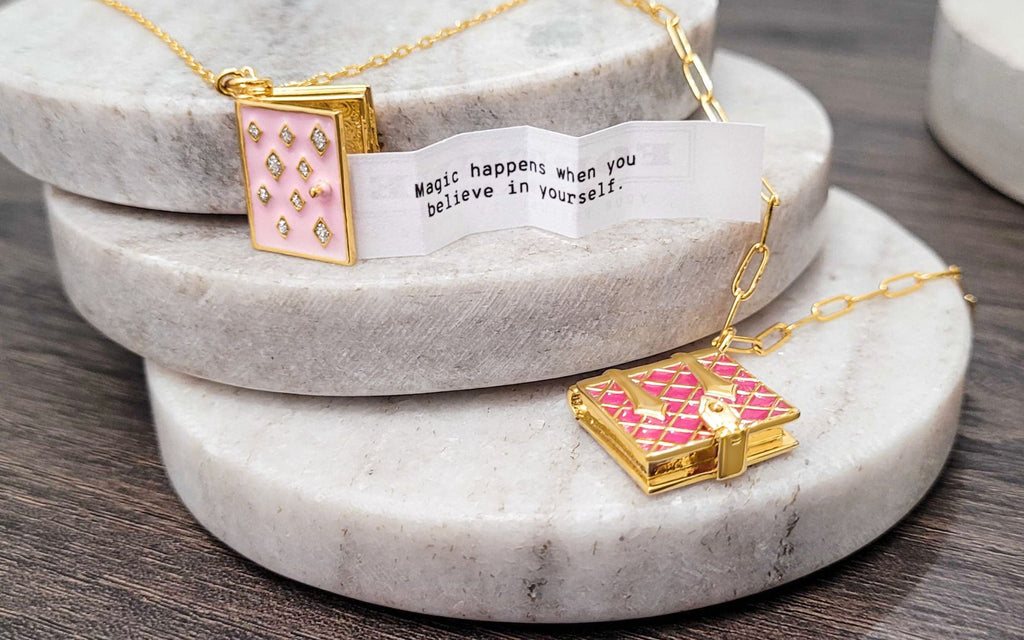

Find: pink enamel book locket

[235,85,379,265]
[568,349,800,493]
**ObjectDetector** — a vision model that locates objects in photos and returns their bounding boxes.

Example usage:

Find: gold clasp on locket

[698,396,748,480]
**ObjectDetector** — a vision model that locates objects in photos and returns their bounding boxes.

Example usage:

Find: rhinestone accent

[276,216,290,238]
[256,185,271,204]
[279,124,295,146]
[266,152,283,179]
[247,121,262,142]
[313,218,332,246]
[290,190,305,212]
[310,126,329,155]
[297,158,312,180]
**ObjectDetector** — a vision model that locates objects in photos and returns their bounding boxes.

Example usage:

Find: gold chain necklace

[570,2,974,493]
[97,0,532,264]
[97,0,531,89]
[95,0,972,493]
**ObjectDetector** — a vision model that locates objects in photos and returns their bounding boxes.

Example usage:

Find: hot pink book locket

[568,349,800,493]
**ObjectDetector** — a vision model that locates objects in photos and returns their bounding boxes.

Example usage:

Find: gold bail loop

[216,67,273,98]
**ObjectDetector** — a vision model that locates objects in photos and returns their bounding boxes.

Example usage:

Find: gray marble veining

[148,189,972,622]
[0,0,716,212]
[47,53,833,396]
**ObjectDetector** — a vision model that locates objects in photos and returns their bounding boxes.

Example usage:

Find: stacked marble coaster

[928,0,1024,203]
[0,0,971,623]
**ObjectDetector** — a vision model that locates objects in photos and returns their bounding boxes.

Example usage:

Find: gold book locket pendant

[568,348,799,494]
[234,85,379,265]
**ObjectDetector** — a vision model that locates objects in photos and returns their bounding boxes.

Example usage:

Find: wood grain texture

[0,0,1021,637]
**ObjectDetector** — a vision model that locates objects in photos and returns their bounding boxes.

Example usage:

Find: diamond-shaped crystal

[276,217,290,238]
[297,158,312,179]
[290,190,305,212]
[313,218,332,246]
[247,121,262,142]
[310,126,329,154]
[257,185,271,204]
[266,152,283,179]
[279,125,295,146]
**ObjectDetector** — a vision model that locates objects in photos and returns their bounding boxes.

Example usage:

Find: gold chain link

[94,0,531,90]
[282,0,532,87]
[96,0,971,340]
[723,266,973,356]
[618,0,780,352]
[96,0,219,85]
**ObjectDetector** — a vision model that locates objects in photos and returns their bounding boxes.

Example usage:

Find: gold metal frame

[235,87,375,266]
[567,348,799,494]
[249,85,380,155]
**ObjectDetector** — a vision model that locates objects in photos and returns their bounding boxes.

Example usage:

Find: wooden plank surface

[1,0,1021,637]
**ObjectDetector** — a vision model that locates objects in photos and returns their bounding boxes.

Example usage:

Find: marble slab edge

[45,51,832,396]
[0,0,716,213]
[147,188,972,622]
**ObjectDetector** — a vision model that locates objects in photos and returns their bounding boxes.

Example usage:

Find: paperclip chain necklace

[566,2,974,493]
[616,0,973,353]
[95,0,971,492]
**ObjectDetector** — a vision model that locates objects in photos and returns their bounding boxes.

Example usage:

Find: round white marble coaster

[0,0,716,213]
[928,0,1024,203]
[149,188,972,623]
[48,52,832,396]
